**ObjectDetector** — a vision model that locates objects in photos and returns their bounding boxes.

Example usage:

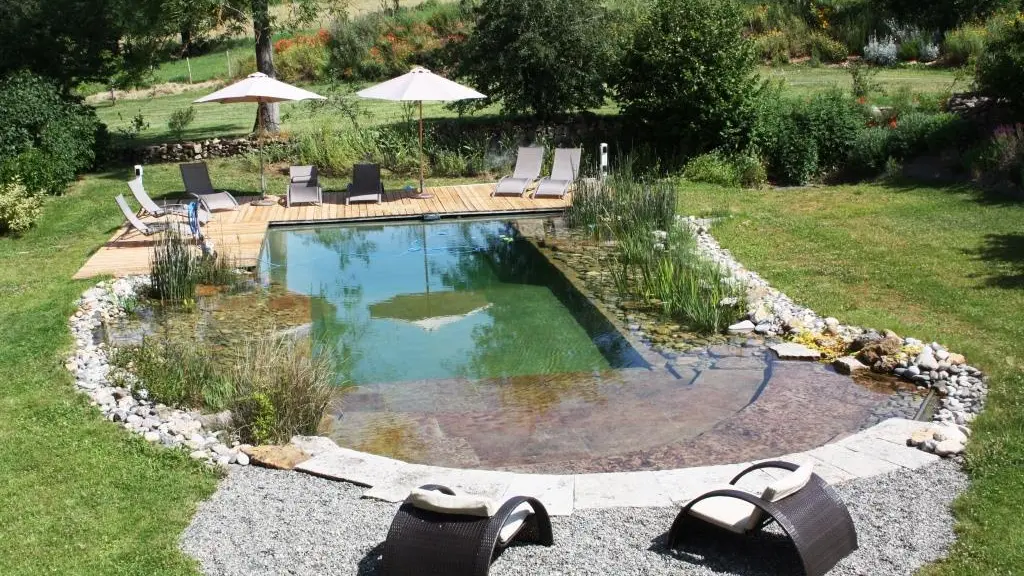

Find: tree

[450,0,616,119]
[614,0,762,155]
[977,15,1024,117]
[879,0,1020,32]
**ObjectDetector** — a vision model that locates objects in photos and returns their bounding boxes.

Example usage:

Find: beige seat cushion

[497,501,534,544]
[406,489,498,517]
[689,495,760,534]
[762,463,814,502]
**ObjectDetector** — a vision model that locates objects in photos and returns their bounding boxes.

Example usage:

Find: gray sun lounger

[533,148,581,199]
[493,147,544,196]
[128,178,210,224]
[179,162,240,212]
[346,163,383,205]
[287,165,322,207]
[116,194,195,237]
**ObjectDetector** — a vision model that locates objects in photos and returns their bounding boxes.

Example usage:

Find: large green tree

[614,0,762,155]
[450,0,616,119]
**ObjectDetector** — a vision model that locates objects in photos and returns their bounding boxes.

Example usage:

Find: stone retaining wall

[140,137,259,164]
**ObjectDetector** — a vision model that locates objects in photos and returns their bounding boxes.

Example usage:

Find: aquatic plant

[149,229,200,304]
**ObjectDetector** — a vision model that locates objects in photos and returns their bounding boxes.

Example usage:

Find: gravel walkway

[181,459,966,576]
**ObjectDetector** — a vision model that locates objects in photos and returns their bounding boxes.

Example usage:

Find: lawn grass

[761,64,964,97]
[677,181,1024,574]
[0,172,221,575]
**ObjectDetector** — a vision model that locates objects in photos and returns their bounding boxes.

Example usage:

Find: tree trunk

[251,0,280,133]
[180,26,193,57]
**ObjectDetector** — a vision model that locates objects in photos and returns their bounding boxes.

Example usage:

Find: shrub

[944,24,987,66]
[229,335,335,445]
[919,41,941,62]
[276,40,330,83]
[848,60,881,98]
[968,123,1024,190]
[808,32,848,63]
[733,152,769,189]
[0,178,42,235]
[683,152,739,187]
[754,31,792,64]
[0,71,102,195]
[847,126,892,178]
[167,106,196,142]
[888,112,957,158]
[863,35,899,65]
[898,36,923,61]
[977,16,1024,118]
[803,89,866,171]
[616,0,762,155]
[431,149,468,177]
[771,124,820,185]
[450,0,615,118]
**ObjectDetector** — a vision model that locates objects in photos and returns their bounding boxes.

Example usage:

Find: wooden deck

[73,183,570,279]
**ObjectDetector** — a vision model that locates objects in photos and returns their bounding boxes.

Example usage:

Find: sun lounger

[381,484,553,576]
[116,195,195,238]
[533,148,581,198]
[287,165,322,207]
[667,461,857,576]
[179,162,240,212]
[128,178,209,224]
[493,147,544,196]
[346,163,383,205]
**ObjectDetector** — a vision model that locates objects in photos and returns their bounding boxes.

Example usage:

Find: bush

[616,0,762,155]
[683,152,739,187]
[919,41,941,62]
[848,60,881,98]
[772,124,820,185]
[808,32,848,63]
[888,112,962,158]
[450,0,615,118]
[944,24,987,66]
[803,89,866,171]
[733,152,769,189]
[898,36,923,61]
[754,31,792,64]
[167,106,196,142]
[863,35,899,65]
[977,16,1024,118]
[847,126,892,178]
[0,179,42,235]
[276,41,330,83]
[0,71,102,195]
[229,335,335,445]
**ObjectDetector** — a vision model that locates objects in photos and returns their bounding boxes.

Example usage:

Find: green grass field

[678,181,1024,574]
[93,64,959,145]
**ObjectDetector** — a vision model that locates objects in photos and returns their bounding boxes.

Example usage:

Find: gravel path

[181,459,966,576]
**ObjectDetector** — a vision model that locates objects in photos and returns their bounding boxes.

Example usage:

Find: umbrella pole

[415,100,433,200]
[259,104,266,198]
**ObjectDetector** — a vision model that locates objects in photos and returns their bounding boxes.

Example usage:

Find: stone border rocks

[69,277,251,468]
[678,215,986,457]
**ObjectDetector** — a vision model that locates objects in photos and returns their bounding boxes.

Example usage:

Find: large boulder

[856,334,902,365]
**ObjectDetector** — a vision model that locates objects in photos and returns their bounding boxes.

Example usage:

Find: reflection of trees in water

[303,226,381,272]
[431,221,608,414]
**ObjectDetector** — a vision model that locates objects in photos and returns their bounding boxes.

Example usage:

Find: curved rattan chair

[668,461,858,576]
[381,484,554,576]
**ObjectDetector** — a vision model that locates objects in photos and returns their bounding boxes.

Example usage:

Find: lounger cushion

[497,501,534,544]
[406,489,498,517]
[762,463,813,502]
[535,179,571,197]
[688,495,760,534]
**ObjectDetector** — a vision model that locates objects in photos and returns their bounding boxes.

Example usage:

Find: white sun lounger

[128,178,210,224]
[116,194,195,237]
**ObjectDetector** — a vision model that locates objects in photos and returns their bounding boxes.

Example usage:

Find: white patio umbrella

[194,72,325,199]
[357,66,485,199]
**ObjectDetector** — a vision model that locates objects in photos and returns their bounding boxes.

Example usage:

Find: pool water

[259,218,645,385]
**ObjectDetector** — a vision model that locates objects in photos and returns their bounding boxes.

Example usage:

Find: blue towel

[188,202,202,239]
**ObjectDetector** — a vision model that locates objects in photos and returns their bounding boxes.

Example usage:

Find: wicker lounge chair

[179,162,240,212]
[128,178,210,224]
[668,461,857,576]
[286,165,322,207]
[116,194,195,238]
[381,484,554,576]
[493,147,543,196]
[346,163,383,205]
[533,148,581,199]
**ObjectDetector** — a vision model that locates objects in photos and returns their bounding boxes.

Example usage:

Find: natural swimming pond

[259,218,646,386]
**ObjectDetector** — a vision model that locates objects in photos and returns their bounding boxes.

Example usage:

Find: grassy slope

[678,182,1024,574]
[0,172,219,575]
[762,65,962,97]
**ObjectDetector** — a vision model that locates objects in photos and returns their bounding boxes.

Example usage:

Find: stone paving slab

[295,418,936,513]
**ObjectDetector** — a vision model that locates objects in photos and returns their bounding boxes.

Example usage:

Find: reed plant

[110,337,233,411]
[228,335,336,445]
[149,229,199,303]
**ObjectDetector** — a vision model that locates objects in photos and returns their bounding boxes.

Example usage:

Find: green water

[260,218,644,385]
